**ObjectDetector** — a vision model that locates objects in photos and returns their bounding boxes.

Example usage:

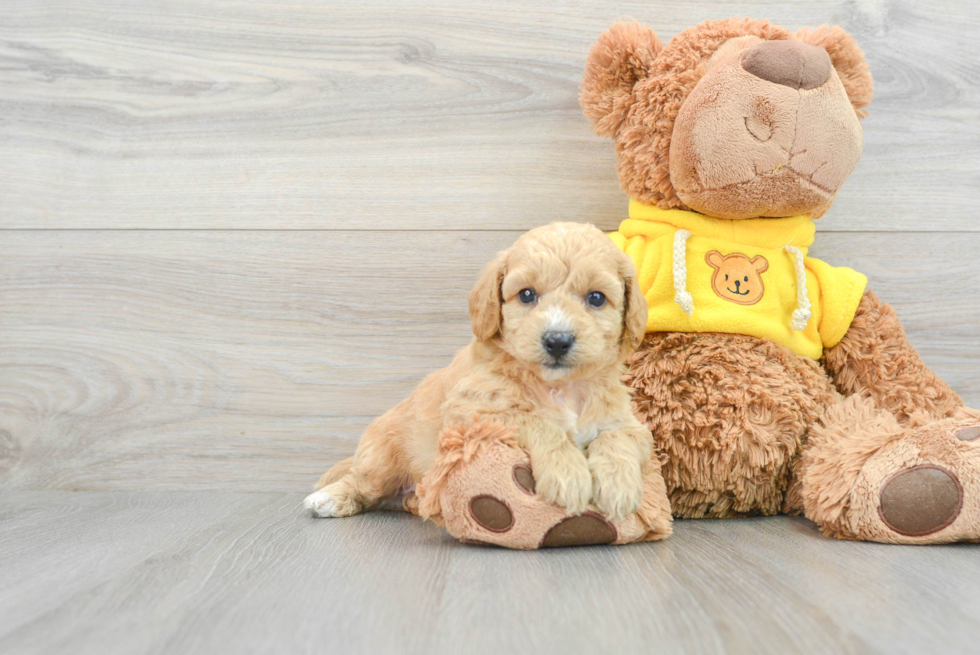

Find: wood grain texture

[2,229,980,491]
[0,0,977,231]
[2,491,980,655]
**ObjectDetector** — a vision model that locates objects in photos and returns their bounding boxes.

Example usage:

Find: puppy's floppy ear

[796,25,873,118]
[617,252,648,357]
[580,21,663,138]
[468,253,506,342]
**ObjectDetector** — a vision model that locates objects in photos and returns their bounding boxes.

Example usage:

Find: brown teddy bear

[414,17,980,548]
[578,17,980,544]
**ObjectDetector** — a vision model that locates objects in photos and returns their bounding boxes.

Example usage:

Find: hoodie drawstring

[784,245,812,331]
[672,229,694,317]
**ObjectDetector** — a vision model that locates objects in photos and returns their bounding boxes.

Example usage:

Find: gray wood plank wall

[2,0,979,492]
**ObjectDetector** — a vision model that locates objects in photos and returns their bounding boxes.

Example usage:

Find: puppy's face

[469,223,647,382]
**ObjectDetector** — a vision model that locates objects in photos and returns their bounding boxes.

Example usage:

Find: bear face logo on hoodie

[705,251,769,305]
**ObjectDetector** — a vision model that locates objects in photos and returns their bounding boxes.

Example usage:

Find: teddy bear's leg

[822,290,963,423]
[798,394,980,543]
[798,290,980,543]
[416,419,672,549]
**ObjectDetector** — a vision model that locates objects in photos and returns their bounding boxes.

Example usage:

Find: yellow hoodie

[609,200,867,359]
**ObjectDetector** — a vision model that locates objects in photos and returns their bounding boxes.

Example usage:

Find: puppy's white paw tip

[304,490,339,517]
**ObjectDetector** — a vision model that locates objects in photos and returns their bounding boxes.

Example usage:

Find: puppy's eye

[725,274,729,281]
[586,291,606,308]
[744,276,749,282]
[518,288,537,305]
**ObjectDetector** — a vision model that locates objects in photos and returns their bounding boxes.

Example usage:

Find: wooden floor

[2,0,980,653]
[3,491,980,655]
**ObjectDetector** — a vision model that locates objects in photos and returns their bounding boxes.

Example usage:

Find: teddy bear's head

[580,18,873,219]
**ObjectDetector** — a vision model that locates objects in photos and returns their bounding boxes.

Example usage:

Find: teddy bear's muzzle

[667,38,863,220]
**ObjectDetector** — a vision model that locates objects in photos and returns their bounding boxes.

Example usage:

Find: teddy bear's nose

[741,40,833,90]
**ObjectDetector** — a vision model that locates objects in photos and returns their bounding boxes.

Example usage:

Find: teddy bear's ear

[796,25,873,118]
[580,21,663,137]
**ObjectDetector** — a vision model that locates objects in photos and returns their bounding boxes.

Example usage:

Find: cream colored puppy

[305,222,652,520]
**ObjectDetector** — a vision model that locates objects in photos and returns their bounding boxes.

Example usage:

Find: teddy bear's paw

[465,484,619,549]
[840,418,980,544]
[421,420,671,548]
[455,461,618,549]
[433,437,626,549]
[465,487,618,548]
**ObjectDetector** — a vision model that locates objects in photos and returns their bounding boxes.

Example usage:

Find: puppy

[305,222,652,520]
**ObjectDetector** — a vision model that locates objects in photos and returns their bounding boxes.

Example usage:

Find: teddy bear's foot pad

[879,465,964,537]
[540,514,617,547]
[956,426,980,442]
[469,495,515,532]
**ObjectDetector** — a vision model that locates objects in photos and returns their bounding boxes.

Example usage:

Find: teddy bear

[580,16,980,543]
[412,16,980,548]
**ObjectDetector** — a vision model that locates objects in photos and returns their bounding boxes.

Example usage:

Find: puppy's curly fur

[305,223,652,521]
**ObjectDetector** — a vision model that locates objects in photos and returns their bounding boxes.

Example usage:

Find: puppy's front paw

[589,454,643,521]
[532,448,593,514]
[304,489,339,517]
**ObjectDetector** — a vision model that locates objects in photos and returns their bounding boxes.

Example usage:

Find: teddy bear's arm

[822,290,963,424]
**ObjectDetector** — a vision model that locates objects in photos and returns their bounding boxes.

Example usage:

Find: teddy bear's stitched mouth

[784,166,836,196]
[744,116,773,142]
[692,164,835,199]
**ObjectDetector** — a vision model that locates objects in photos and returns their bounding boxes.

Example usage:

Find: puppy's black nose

[542,331,575,359]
